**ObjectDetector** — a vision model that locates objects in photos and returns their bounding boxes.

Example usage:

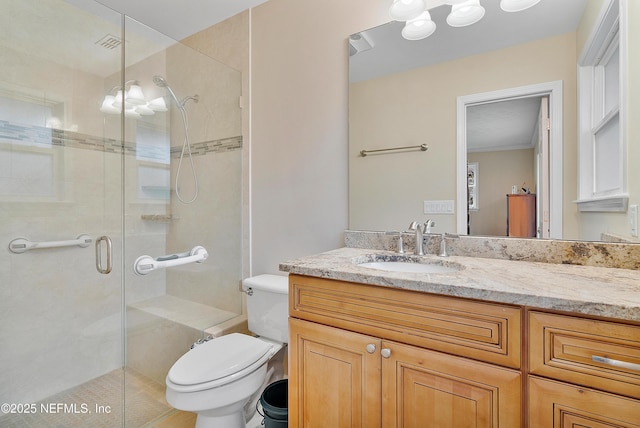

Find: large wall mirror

[348,0,639,243]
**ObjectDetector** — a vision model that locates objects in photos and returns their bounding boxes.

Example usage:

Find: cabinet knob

[381,348,391,358]
[366,344,376,354]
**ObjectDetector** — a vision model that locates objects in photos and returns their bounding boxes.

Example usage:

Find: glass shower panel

[0,0,125,426]
[121,14,244,422]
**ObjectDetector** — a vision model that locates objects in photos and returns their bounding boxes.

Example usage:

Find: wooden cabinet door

[288,318,382,428]
[529,376,640,427]
[381,340,522,428]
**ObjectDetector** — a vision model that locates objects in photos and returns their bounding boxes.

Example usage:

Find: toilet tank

[242,274,289,343]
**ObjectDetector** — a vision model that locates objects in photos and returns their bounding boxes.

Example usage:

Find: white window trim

[576,0,628,212]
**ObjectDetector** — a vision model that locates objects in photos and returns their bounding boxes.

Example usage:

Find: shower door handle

[95,236,112,274]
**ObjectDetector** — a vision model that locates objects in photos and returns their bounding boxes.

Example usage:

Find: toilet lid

[168,333,272,386]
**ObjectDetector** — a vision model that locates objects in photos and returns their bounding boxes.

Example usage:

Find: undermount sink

[356,256,463,274]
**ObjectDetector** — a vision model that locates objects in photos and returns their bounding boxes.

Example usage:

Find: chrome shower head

[152,75,182,108]
[152,75,169,88]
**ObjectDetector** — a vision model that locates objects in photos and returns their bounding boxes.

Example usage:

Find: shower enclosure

[0,0,243,426]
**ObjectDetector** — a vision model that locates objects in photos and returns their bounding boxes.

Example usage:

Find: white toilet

[165,274,289,428]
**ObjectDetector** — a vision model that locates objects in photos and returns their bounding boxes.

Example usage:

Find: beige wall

[350,32,579,237]
[250,0,390,275]
[468,149,535,237]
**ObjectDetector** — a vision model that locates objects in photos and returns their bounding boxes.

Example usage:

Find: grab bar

[133,246,208,276]
[360,143,428,157]
[8,234,92,254]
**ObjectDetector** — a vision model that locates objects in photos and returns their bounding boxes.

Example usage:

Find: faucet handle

[386,231,405,253]
[439,233,459,257]
[423,219,436,233]
[439,233,449,257]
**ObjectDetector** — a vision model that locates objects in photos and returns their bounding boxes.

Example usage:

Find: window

[135,122,170,201]
[0,93,63,200]
[576,0,628,211]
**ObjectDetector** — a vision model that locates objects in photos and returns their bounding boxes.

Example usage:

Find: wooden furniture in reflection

[507,194,536,237]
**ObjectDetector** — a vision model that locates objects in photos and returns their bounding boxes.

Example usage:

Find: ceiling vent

[95,34,122,50]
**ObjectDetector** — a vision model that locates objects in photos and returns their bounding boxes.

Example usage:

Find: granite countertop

[279,247,640,322]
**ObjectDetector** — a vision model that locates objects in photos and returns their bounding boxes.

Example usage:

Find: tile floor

[0,368,196,428]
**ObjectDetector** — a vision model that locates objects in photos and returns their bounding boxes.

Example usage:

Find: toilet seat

[167,333,273,392]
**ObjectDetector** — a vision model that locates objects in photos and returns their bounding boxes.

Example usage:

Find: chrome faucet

[408,221,425,255]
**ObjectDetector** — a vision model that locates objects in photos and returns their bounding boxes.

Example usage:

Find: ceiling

[0,0,267,80]
[467,97,544,152]
[87,0,269,41]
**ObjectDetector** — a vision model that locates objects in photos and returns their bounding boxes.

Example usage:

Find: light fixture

[124,83,146,105]
[389,0,425,21]
[392,0,536,41]
[135,104,156,116]
[101,79,164,118]
[402,11,436,40]
[111,89,125,109]
[500,0,541,12]
[99,95,120,114]
[124,108,142,119]
[147,97,168,112]
[447,0,485,27]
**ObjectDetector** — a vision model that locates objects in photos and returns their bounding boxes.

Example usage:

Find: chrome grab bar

[8,234,92,254]
[134,246,208,276]
[592,355,640,372]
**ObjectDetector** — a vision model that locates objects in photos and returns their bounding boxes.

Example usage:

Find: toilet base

[195,411,245,428]
[246,409,264,428]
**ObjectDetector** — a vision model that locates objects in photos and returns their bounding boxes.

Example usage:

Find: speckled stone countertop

[279,247,640,322]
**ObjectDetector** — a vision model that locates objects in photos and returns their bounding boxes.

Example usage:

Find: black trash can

[259,379,288,427]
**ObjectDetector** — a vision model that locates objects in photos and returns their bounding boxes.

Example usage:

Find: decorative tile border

[169,136,242,158]
[0,120,242,162]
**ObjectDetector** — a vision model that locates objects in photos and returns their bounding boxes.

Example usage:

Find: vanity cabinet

[288,274,522,427]
[527,311,640,426]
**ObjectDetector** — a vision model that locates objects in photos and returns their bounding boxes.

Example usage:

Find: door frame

[455,81,563,239]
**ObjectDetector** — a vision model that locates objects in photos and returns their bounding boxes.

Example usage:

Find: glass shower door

[0,0,126,426]
[1,1,244,426]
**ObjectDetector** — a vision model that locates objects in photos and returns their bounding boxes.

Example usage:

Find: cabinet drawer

[529,311,640,399]
[528,376,640,427]
[289,274,521,368]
